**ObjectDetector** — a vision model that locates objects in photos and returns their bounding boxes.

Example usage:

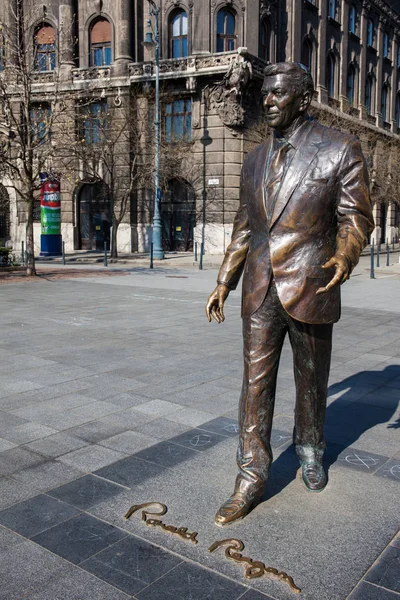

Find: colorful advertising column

[40,173,62,256]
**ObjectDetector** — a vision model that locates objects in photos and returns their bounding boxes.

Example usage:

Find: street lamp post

[142,0,164,259]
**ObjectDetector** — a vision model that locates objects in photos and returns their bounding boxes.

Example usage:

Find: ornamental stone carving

[208,56,252,128]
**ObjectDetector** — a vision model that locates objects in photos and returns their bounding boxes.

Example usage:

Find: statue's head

[261,62,314,132]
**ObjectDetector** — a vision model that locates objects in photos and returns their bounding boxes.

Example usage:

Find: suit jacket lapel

[270,121,320,229]
[253,138,272,221]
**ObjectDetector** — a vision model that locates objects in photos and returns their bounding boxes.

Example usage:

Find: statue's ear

[299,91,312,113]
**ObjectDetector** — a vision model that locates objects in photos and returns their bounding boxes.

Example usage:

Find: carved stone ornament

[94,0,103,14]
[208,56,252,128]
[260,0,278,18]
[211,0,245,13]
[163,0,182,14]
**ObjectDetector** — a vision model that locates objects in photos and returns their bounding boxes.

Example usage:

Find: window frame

[89,18,112,68]
[259,18,271,62]
[164,98,192,144]
[365,75,373,114]
[33,24,56,72]
[347,64,356,106]
[367,19,374,47]
[381,85,388,121]
[349,5,357,35]
[328,0,337,20]
[216,7,237,53]
[79,100,108,144]
[383,32,390,59]
[169,9,188,59]
[30,103,52,144]
[326,53,336,98]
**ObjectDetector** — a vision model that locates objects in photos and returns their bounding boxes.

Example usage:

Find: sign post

[39,173,62,256]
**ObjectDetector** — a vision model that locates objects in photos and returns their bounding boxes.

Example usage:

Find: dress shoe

[301,461,327,492]
[215,490,262,527]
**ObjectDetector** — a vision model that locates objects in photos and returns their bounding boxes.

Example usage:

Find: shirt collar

[273,116,312,150]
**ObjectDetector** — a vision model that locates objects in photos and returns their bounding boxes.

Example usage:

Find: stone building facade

[1,0,400,254]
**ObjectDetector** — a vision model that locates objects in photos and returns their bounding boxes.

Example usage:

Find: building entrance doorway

[78,182,111,250]
[161,179,195,251]
[0,184,10,244]
[379,203,387,244]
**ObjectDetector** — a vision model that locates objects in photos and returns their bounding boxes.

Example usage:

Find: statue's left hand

[316,254,351,295]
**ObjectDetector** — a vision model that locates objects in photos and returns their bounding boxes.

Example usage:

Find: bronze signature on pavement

[123,501,199,544]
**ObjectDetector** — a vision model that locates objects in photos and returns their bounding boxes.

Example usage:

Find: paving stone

[197,416,239,437]
[23,431,90,458]
[1,423,59,444]
[168,407,217,427]
[325,445,390,474]
[58,445,127,472]
[132,398,183,417]
[135,561,248,600]
[95,455,168,488]
[22,564,131,600]
[0,524,25,551]
[0,494,80,538]
[100,430,156,454]
[9,460,84,493]
[67,419,135,443]
[0,438,18,451]
[81,534,182,595]
[48,474,126,509]
[364,545,400,592]
[375,459,400,483]
[31,513,127,564]
[0,411,28,431]
[134,440,199,469]
[0,476,43,510]
[136,417,192,440]
[240,592,275,600]
[0,447,47,476]
[348,581,400,599]
[168,428,227,452]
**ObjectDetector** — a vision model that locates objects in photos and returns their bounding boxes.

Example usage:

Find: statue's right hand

[205,284,230,324]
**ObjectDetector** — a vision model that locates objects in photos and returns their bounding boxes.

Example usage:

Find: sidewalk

[0,266,399,599]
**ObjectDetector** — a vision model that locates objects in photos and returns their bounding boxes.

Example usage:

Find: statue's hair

[263,62,314,96]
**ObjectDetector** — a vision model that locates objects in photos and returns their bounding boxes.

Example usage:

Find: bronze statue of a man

[206,62,374,527]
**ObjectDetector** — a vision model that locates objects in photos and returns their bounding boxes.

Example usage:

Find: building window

[169,9,188,58]
[383,32,390,58]
[34,25,56,71]
[0,185,10,241]
[397,45,400,66]
[165,98,192,143]
[30,104,52,144]
[89,18,112,67]
[328,0,337,19]
[395,93,400,128]
[349,5,357,34]
[347,64,356,105]
[216,8,236,52]
[326,53,336,97]
[367,20,374,46]
[260,19,271,62]
[381,85,388,121]
[301,38,312,71]
[80,101,108,143]
[365,76,373,114]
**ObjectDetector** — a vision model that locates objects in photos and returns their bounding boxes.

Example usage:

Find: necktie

[265,139,290,221]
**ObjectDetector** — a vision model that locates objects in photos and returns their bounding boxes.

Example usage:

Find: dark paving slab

[325,444,390,474]
[31,513,127,564]
[95,455,168,487]
[197,416,239,437]
[135,561,248,600]
[134,440,199,468]
[168,428,227,452]
[81,534,182,596]
[348,581,400,599]
[0,494,79,538]
[375,459,400,483]
[48,474,126,509]
[240,592,275,600]
[364,546,400,593]
[0,447,47,476]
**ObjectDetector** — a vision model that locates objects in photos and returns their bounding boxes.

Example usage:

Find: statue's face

[261,73,307,131]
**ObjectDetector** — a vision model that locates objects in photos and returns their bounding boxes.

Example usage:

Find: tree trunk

[111,219,118,259]
[25,199,36,276]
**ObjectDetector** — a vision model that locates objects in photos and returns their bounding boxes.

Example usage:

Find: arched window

[349,5,357,34]
[90,18,112,67]
[217,8,236,53]
[259,19,271,62]
[347,64,356,105]
[367,20,374,46]
[365,76,373,114]
[169,9,188,58]
[395,92,400,128]
[381,85,388,121]
[326,53,336,97]
[301,38,312,71]
[383,32,389,58]
[328,0,337,19]
[161,179,196,251]
[0,184,10,242]
[34,25,56,71]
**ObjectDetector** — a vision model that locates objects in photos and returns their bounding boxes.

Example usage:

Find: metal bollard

[386,242,390,267]
[104,241,108,267]
[376,243,380,268]
[199,243,204,270]
[370,244,375,279]
[194,241,198,262]
[62,241,65,265]
[150,242,154,269]
[21,241,24,265]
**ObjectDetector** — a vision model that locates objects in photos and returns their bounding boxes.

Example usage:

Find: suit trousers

[236,279,333,494]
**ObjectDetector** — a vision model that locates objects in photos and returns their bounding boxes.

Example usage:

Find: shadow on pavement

[264,365,400,501]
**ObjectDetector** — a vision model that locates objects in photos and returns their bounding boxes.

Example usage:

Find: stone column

[358,3,368,118]
[390,33,399,132]
[59,0,75,78]
[317,0,328,103]
[289,0,302,62]
[113,0,133,75]
[339,0,350,111]
[375,17,384,127]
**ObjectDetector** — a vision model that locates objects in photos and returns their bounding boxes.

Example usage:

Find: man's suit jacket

[217,118,374,324]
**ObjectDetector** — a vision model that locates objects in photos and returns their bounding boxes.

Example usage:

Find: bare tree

[0,0,68,274]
